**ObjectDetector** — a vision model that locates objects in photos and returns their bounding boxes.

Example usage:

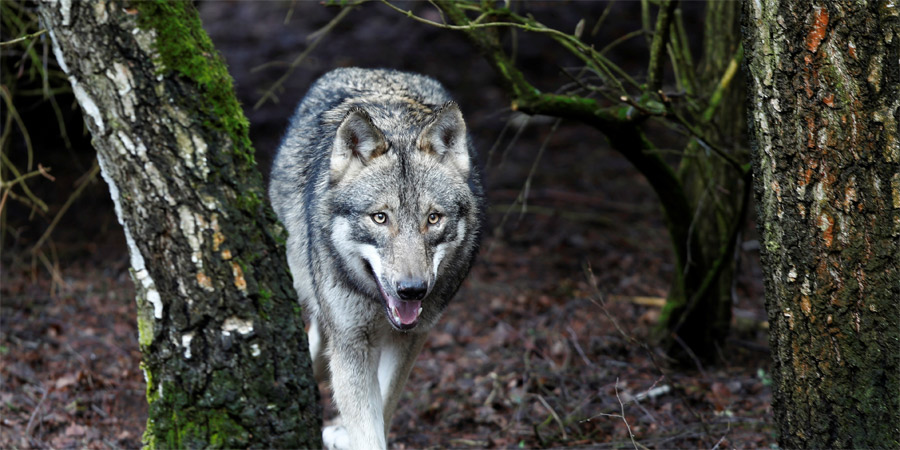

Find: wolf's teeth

[417,307,423,316]
[391,306,400,321]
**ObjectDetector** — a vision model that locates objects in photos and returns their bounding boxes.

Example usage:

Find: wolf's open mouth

[365,262,422,330]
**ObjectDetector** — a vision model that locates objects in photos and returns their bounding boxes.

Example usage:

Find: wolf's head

[326,102,480,331]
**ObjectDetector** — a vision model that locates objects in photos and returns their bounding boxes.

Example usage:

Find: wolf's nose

[396,279,427,300]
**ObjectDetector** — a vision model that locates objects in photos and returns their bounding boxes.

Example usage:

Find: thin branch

[590,0,617,37]
[647,0,678,92]
[30,159,99,253]
[666,104,745,173]
[615,378,639,450]
[516,118,560,224]
[252,2,360,109]
[0,166,52,189]
[381,0,586,39]
[599,28,645,56]
[536,394,568,440]
[583,264,710,429]
[672,7,697,94]
[702,43,743,123]
[483,114,514,171]
[0,87,46,211]
[494,114,530,172]
[670,170,753,338]
[386,0,640,90]
[24,386,49,437]
[0,28,46,47]
[0,150,47,213]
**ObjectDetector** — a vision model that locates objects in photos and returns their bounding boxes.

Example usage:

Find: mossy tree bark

[661,0,750,363]
[39,1,322,447]
[744,1,899,447]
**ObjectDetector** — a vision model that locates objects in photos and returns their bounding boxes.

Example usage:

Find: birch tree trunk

[743,1,899,447]
[39,1,322,447]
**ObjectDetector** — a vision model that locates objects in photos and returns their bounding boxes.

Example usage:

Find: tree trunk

[743,1,899,447]
[660,0,749,363]
[39,1,322,447]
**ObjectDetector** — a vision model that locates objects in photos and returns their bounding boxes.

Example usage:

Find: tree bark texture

[662,0,749,363]
[743,1,899,447]
[39,1,322,447]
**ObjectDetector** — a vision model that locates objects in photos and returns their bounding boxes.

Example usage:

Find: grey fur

[269,68,484,449]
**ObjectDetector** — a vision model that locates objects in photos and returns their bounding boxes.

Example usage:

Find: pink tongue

[393,299,422,325]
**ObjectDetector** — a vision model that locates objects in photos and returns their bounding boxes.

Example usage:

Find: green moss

[258,288,272,319]
[136,311,154,347]
[143,362,158,402]
[235,189,263,215]
[208,411,250,447]
[145,377,250,448]
[135,1,256,169]
[166,408,249,449]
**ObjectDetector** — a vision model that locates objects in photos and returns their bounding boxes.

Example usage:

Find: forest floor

[2,2,774,448]
[1,203,774,449]
[1,201,775,449]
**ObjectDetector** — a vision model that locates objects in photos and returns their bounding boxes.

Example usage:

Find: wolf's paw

[323,424,350,450]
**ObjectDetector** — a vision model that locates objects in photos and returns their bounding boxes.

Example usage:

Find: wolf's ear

[418,101,469,177]
[331,107,388,182]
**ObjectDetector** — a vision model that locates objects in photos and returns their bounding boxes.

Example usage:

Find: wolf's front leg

[326,338,385,450]
[379,331,428,436]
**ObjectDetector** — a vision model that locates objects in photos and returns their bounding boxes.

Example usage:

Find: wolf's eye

[427,212,441,225]
[372,212,387,224]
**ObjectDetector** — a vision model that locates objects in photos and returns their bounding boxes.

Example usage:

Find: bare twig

[0,28,46,47]
[0,87,46,212]
[495,114,530,172]
[647,0,678,92]
[536,394,568,440]
[666,105,745,173]
[615,377,639,450]
[30,159,99,253]
[672,333,708,377]
[252,2,360,109]
[381,0,584,39]
[710,420,732,450]
[24,386,49,437]
[35,247,66,296]
[599,28,645,56]
[516,118,561,225]
[583,263,711,432]
[483,115,513,171]
[388,0,641,91]
[672,7,696,94]
[566,326,593,367]
[489,118,562,250]
[590,0,617,37]
[0,166,52,190]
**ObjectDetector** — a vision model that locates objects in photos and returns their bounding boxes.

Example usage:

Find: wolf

[269,68,484,449]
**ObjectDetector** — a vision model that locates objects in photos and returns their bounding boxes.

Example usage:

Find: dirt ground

[1,2,773,448]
